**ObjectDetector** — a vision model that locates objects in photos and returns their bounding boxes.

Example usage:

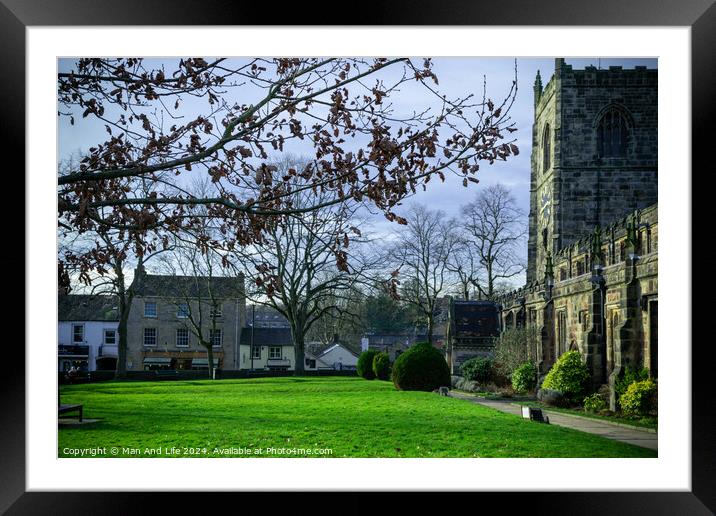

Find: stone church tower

[500,59,659,409]
[527,59,658,283]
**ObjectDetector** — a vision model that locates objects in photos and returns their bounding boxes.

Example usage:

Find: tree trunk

[292,327,305,376]
[206,343,215,380]
[426,314,434,345]
[114,263,132,380]
[116,309,129,379]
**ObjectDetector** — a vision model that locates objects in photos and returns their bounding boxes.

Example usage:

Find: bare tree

[159,240,230,379]
[232,188,378,375]
[461,183,526,300]
[304,281,365,346]
[57,57,519,291]
[58,156,171,379]
[447,236,482,300]
[391,205,457,345]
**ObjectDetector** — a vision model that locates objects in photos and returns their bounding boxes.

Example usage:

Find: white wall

[58,321,119,371]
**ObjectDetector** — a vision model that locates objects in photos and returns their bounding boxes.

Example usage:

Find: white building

[58,295,119,372]
[306,342,360,371]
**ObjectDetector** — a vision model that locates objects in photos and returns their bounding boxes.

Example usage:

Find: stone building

[125,266,245,371]
[445,299,501,374]
[498,59,658,409]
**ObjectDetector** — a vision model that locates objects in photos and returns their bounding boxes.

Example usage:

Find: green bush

[357,349,378,380]
[541,351,591,403]
[615,366,650,400]
[372,352,392,381]
[460,357,493,383]
[511,361,537,393]
[583,393,607,413]
[619,378,657,416]
[392,342,450,392]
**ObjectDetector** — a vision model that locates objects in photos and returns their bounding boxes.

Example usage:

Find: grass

[58,377,656,458]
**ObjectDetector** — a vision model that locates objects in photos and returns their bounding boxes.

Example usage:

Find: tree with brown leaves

[58,57,519,292]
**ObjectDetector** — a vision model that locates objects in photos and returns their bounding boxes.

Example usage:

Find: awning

[192,359,218,367]
[143,357,172,365]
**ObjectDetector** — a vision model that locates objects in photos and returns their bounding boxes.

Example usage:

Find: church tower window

[542,124,551,172]
[597,108,629,158]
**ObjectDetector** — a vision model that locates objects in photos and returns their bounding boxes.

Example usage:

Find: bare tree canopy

[459,183,526,299]
[57,57,519,289]
[391,205,458,344]
[231,186,379,374]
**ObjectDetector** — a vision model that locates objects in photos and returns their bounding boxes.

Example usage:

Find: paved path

[450,391,658,451]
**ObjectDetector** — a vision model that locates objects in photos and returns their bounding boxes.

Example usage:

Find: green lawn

[58,377,656,458]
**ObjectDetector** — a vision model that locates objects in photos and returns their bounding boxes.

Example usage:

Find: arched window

[597,108,629,158]
[542,124,551,171]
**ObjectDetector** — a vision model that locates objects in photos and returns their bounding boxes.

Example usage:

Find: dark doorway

[649,300,658,377]
[96,357,117,371]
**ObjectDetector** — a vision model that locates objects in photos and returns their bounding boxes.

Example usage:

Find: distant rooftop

[58,294,119,322]
[133,270,244,299]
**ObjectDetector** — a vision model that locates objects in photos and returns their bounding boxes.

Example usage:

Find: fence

[59,368,357,384]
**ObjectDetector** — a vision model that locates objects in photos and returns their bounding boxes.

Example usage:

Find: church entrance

[649,300,658,377]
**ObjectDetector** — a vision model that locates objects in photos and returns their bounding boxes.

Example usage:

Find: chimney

[134,262,147,290]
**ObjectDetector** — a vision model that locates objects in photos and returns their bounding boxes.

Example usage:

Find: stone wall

[499,203,658,409]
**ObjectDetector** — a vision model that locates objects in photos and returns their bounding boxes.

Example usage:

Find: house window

[210,329,222,348]
[542,123,551,172]
[251,346,261,359]
[143,328,157,347]
[305,358,316,368]
[597,108,629,158]
[210,304,223,318]
[176,303,189,319]
[176,328,189,347]
[103,329,116,345]
[269,346,282,359]
[72,324,84,343]
[144,301,157,318]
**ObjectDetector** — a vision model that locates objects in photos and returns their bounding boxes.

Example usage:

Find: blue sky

[59,57,656,221]
[58,57,657,284]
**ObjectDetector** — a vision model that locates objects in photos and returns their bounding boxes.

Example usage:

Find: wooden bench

[58,389,83,422]
[58,404,84,422]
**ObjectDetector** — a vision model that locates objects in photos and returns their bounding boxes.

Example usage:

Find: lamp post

[250,304,255,372]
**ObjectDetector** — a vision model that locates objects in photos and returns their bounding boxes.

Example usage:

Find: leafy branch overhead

[57,57,519,288]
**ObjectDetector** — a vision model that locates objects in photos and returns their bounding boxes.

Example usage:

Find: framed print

[3,0,714,513]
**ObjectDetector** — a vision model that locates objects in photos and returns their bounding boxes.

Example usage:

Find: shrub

[619,378,657,416]
[583,393,607,413]
[615,366,650,400]
[372,352,392,381]
[541,351,591,403]
[357,349,379,380]
[511,361,537,393]
[392,342,450,392]
[460,357,493,383]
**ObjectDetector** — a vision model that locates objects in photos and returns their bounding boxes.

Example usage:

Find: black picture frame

[2,0,713,513]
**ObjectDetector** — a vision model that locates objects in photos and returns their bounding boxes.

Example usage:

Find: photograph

[56,56,659,459]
